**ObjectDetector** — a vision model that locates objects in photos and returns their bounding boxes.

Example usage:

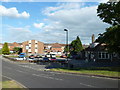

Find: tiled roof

[84,43,107,51]
[18,43,22,45]
[8,43,13,46]
[0,43,3,45]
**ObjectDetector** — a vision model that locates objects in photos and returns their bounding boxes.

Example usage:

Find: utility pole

[64,29,69,61]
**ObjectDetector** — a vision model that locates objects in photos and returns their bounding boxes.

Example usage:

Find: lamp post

[64,29,68,61]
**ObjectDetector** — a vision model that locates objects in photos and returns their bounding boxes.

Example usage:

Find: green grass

[56,56,61,58]
[1,80,27,89]
[50,67,120,77]
[7,55,18,58]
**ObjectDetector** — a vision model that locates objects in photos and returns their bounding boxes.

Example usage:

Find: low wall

[68,60,120,68]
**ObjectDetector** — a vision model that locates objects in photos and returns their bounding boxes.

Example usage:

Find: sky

[0,0,110,45]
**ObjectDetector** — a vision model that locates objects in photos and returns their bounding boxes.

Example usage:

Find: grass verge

[50,67,120,78]
[1,80,27,89]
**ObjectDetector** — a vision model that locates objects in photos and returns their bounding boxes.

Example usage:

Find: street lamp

[64,29,68,61]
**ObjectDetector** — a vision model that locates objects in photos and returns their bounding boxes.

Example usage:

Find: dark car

[35,55,42,58]
[43,57,49,62]
[29,55,35,59]
[60,55,67,58]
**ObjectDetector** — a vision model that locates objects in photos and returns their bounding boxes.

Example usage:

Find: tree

[70,36,83,55]
[2,42,10,55]
[97,1,120,26]
[13,47,22,54]
[64,45,69,53]
[0,49,2,55]
[97,1,120,54]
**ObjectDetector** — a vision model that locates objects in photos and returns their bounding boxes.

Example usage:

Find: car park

[50,57,56,61]
[28,58,38,63]
[35,55,42,58]
[42,57,49,62]
[19,53,26,58]
[29,55,35,59]
[60,55,67,58]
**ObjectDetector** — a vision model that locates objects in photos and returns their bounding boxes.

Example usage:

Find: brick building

[44,43,66,56]
[22,40,44,55]
[8,42,22,51]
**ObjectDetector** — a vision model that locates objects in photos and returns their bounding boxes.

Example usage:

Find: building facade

[22,40,44,55]
[44,43,66,56]
[8,42,22,53]
[81,43,120,62]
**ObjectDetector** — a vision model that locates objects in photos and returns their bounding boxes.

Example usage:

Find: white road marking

[16,70,26,73]
[32,74,63,81]
[49,72,119,81]
[79,83,96,88]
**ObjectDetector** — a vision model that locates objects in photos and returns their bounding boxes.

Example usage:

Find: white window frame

[85,51,87,57]
[91,52,94,59]
[98,52,110,59]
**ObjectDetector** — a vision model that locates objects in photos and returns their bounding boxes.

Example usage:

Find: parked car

[60,55,67,58]
[19,53,26,58]
[29,55,35,59]
[50,54,56,58]
[50,57,56,61]
[46,54,51,58]
[35,55,42,58]
[42,57,49,62]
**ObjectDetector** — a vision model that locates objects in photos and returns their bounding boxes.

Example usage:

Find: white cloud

[41,2,110,44]
[2,2,110,44]
[0,0,10,2]
[2,25,32,42]
[33,23,44,29]
[0,5,30,18]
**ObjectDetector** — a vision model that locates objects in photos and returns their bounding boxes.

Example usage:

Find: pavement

[1,56,120,88]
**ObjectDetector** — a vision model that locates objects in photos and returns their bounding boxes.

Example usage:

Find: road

[2,56,119,88]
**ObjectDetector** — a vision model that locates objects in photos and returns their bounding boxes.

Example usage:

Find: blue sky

[2,2,55,29]
[1,1,109,44]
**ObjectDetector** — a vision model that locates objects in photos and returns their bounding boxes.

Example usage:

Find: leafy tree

[97,1,120,26]
[97,1,120,54]
[70,36,83,55]
[0,49,2,55]
[97,25,120,54]
[2,42,10,55]
[64,45,69,53]
[13,47,22,54]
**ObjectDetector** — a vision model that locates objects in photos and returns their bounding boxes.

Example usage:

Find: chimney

[92,34,95,43]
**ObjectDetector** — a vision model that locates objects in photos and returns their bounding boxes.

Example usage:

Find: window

[106,53,109,58]
[113,53,117,57]
[99,53,102,59]
[98,52,109,59]
[102,53,105,58]
[91,52,94,59]
[85,52,87,57]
